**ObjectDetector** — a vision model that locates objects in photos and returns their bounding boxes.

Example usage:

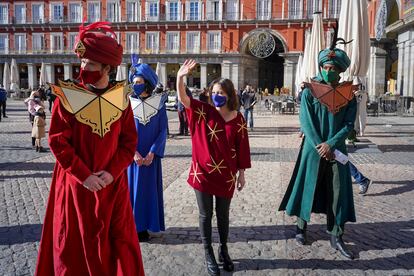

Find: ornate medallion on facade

[50,80,131,138]
[248,31,276,58]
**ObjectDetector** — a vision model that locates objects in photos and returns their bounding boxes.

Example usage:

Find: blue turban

[128,55,158,87]
[318,48,351,72]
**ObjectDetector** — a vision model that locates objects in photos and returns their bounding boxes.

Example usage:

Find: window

[50,3,64,23]
[88,2,101,22]
[126,33,139,53]
[167,1,180,21]
[186,31,200,53]
[289,0,302,19]
[226,0,238,20]
[14,34,26,53]
[207,31,221,53]
[146,1,159,21]
[257,0,271,20]
[307,0,321,18]
[145,32,159,54]
[207,0,221,21]
[329,0,341,18]
[166,32,180,53]
[0,34,8,54]
[0,4,9,24]
[32,4,44,23]
[50,33,63,53]
[32,33,45,52]
[69,3,82,23]
[107,1,121,22]
[68,32,78,51]
[14,4,26,24]
[127,1,140,22]
[187,1,201,21]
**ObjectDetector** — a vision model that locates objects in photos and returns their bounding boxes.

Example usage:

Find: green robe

[279,80,357,227]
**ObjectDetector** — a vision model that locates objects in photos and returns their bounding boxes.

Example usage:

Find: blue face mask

[211,93,227,107]
[132,83,145,97]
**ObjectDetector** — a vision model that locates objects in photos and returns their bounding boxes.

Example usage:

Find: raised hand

[177,59,197,78]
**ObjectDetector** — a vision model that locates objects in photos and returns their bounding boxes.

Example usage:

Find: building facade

[0,0,345,93]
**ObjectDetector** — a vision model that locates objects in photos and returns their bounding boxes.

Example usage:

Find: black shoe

[218,244,234,272]
[3,115,7,118]
[295,226,307,245]
[138,231,150,242]
[36,146,39,152]
[205,246,220,276]
[330,235,354,259]
[359,180,372,195]
[38,147,46,152]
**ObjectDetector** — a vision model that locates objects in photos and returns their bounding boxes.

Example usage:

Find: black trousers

[0,101,5,118]
[194,190,231,248]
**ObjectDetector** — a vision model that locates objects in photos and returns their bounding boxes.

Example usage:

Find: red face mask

[79,68,102,85]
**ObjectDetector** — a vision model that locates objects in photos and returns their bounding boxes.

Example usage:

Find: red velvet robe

[186,98,251,198]
[35,94,145,275]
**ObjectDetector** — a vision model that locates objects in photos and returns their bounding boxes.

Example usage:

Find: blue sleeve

[150,107,168,158]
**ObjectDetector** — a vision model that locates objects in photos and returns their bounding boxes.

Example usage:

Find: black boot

[205,246,220,276]
[218,244,234,272]
[295,226,307,245]
[36,146,39,152]
[330,235,354,259]
[138,230,150,242]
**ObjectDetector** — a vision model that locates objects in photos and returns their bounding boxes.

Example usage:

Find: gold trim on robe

[50,80,131,138]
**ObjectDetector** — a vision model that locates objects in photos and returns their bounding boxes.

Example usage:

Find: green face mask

[321,69,339,83]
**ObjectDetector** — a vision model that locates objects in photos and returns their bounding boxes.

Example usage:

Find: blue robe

[128,93,168,233]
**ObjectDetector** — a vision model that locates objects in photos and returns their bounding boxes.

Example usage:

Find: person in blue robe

[127,55,168,242]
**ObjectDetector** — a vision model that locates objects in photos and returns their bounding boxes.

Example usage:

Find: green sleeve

[300,89,323,148]
[326,98,357,150]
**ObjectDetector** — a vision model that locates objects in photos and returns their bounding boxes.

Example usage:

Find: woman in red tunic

[177,60,251,275]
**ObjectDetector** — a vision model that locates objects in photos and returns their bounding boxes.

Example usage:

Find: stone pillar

[396,42,405,95]
[159,62,167,87]
[370,47,387,97]
[120,63,128,81]
[45,63,55,84]
[221,62,231,79]
[63,63,73,80]
[27,63,37,89]
[231,63,240,91]
[283,59,295,96]
[409,41,414,97]
[200,63,207,89]
[403,41,411,96]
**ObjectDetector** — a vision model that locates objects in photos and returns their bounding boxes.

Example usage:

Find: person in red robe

[176,60,251,276]
[35,21,145,276]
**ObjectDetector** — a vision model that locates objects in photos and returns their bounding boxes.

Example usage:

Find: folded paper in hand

[334,149,349,165]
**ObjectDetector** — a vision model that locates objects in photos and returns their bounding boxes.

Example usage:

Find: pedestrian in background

[177,59,251,276]
[45,86,56,113]
[241,84,257,131]
[31,105,46,152]
[177,86,192,135]
[24,91,44,148]
[0,85,7,121]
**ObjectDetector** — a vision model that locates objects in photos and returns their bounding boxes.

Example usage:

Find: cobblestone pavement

[0,100,413,275]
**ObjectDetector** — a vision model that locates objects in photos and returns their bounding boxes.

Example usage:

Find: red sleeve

[185,98,211,136]
[236,114,251,169]
[48,98,92,184]
[105,103,138,180]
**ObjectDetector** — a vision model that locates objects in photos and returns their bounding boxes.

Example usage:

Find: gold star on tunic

[194,106,206,124]
[207,155,227,175]
[189,161,203,183]
[207,122,224,142]
[226,172,236,191]
[231,148,237,159]
[237,120,248,138]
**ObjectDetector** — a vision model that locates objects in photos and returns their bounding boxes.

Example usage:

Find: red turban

[74,21,123,67]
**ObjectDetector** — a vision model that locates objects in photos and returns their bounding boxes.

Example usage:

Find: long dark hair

[208,78,239,111]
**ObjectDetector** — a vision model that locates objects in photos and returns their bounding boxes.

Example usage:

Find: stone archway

[239,29,287,93]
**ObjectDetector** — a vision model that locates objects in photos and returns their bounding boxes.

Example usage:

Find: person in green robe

[279,39,357,259]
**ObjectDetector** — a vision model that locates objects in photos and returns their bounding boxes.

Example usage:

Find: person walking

[24,91,44,148]
[241,85,256,131]
[177,86,192,135]
[31,105,46,152]
[127,57,168,242]
[35,21,145,275]
[176,59,251,275]
[279,33,357,260]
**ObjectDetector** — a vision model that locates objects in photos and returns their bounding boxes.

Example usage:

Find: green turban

[318,48,351,72]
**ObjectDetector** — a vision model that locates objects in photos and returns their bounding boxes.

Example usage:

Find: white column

[63,63,73,80]
[231,63,239,90]
[120,63,128,81]
[409,41,414,97]
[283,59,295,96]
[397,43,405,95]
[221,62,231,79]
[159,62,167,86]
[200,63,207,89]
[403,41,411,96]
[371,47,387,96]
[45,63,55,84]
[27,63,37,89]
